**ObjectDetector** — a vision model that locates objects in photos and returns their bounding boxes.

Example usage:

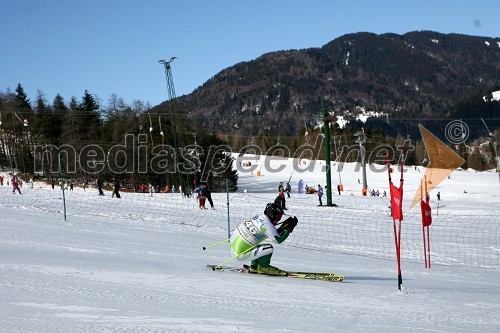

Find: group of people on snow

[0,173,25,194]
[274,180,328,208]
[274,181,292,210]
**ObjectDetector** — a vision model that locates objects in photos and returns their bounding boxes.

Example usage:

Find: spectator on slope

[201,182,214,209]
[317,184,324,206]
[96,178,104,196]
[229,203,298,276]
[286,182,291,198]
[11,174,22,194]
[274,191,287,210]
[298,179,304,194]
[112,178,121,198]
[197,191,206,209]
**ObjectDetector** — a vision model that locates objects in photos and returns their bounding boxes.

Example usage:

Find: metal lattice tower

[159,57,191,197]
[159,57,179,149]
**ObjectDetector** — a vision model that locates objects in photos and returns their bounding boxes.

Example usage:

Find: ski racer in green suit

[229,203,298,276]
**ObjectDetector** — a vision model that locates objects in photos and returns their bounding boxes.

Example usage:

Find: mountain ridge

[154,30,500,137]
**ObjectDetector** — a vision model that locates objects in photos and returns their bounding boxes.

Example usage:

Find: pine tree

[13,83,33,174]
[34,90,54,142]
[79,90,101,144]
[15,83,31,110]
[60,96,79,144]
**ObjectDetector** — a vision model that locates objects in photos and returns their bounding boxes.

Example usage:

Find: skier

[286,182,291,198]
[278,182,285,193]
[229,203,298,276]
[437,191,441,201]
[317,184,324,206]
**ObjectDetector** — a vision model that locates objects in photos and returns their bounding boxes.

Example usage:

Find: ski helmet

[264,203,284,223]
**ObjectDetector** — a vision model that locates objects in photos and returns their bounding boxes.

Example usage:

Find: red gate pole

[421,181,428,268]
[427,226,431,268]
[424,177,432,269]
[387,149,404,291]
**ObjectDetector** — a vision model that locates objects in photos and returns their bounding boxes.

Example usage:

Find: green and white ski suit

[229,214,290,264]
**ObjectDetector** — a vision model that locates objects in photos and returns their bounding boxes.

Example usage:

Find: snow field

[0,160,499,332]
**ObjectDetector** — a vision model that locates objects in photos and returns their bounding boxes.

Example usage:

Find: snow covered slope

[0,160,499,332]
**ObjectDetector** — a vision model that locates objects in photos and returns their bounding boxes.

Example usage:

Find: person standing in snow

[274,191,287,210]
[112,178,121,198]
[11,174,22,194]
[197,191,207,209]
[96,178,104,196]
[201,183,214,209]
[298,179,304,194]
[229,203,298,276]
[317,184,324,206]
[285,182,291,198]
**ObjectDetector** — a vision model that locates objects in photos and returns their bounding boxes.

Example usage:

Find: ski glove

[277,216,298,233]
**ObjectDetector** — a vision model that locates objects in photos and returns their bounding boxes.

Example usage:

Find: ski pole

[203,238,229,250]
[379,196,390,208]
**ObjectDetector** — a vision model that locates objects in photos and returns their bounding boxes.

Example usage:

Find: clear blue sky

[2,0,499,108]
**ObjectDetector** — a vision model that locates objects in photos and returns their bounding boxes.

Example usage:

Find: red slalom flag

[390,182,403,221]
[420,199,432,227]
